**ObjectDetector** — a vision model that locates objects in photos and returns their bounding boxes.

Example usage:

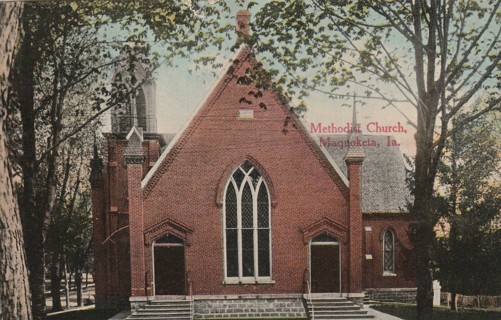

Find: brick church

[90,11,416,315]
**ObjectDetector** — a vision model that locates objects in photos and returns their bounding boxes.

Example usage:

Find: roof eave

[141,44,250,190]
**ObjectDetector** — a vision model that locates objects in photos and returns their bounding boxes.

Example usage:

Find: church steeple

[352,94,358,130]
[345,93,366,160]
[111,43,157,134]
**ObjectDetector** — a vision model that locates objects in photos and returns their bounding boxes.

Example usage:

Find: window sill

[383,272,397,277]
[223,279,275,285]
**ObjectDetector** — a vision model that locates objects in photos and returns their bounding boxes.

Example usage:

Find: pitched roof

[319,134,412,213]
[141,45,250,190]
[140,45,410,214]
[141,45,349,195]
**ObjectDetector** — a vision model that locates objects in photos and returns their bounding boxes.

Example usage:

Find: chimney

[236,9,250,36]
[344,95,365,295]
[124,127,147,296]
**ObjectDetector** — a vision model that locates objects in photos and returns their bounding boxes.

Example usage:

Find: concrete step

[311,310,369,315]
[128,317,190,318]
[308,301,355,307]
[128,316,190,319]
[142,307,191,311]
[307,297,374,320]
[308,305,361,311]
[128,316,190,320]
[126,299,192,320]
[197,313,305,319]
[131,311,190,315]
[149,301,191,305]
[313,316,374,320]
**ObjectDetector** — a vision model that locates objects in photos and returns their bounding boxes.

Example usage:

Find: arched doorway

[153,233,185,295]
[309,232,341,293]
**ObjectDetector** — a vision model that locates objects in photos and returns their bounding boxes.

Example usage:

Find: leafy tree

[435,108,501,309]
[45,128,95,311]
[0,2,32,319]
[246,1,501,318]
[11,6,116,317]
[9,1,231,318]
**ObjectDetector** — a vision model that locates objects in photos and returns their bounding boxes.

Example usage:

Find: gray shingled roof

[320,134,412,213]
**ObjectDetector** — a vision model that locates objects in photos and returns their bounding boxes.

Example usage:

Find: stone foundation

[195,298,307,319]
[365,288,417,303]
[129,296,150,311]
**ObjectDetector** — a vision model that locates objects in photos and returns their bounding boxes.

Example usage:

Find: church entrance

[310,233,341,293]
[153,234,185,296]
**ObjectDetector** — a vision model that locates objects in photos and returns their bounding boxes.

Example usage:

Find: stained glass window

[241,184,253,228]
[257,185,269,228]
[224,162,271,280]
[383,229,395,273]
[226,229,238,277]
[242,230,254,276]
[232,168,245,185]
[258,230,270,277]
[225,183,237,228]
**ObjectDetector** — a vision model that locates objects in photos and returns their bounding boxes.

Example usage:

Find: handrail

[307,280,314,320]
[303,268,309,293]
[186,271,194,320]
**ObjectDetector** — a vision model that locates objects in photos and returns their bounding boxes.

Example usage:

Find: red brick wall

[347,160,363,293]
[90,174,107,307]
[142,49,351,295]
[93,47,416,304]
[128,162,146,296]
[362,214,416,289]
[92,137,161,306]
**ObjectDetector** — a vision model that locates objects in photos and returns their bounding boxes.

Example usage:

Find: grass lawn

[47,307,121,320]
[372,302,501,320]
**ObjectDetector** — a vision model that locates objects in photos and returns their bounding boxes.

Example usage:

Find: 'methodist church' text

[310,121,408,134]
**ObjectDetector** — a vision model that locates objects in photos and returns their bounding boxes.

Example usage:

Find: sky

[154,61,418,156]
[151,26,418,157]
[101,1,419,156]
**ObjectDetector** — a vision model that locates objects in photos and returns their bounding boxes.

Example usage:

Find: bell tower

[111,43,157,134]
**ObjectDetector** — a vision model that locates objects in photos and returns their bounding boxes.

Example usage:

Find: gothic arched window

[224,161,271,281]
[383,229,395,274]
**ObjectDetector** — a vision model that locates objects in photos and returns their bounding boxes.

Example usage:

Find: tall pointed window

[224,161,271,282]
[136,88,147,130]
[383,229,395,274]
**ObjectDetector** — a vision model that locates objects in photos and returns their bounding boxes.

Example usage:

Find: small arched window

[224,161,271,281]
[383,229,395,274]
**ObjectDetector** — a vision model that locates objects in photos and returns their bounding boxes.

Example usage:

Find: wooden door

[154,245,185,295]
[311,244,340,293]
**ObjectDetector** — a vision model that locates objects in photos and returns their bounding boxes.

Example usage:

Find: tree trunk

[18,48,47,319]
[75,272,83,307]
[49,257,63,312]
[14,5,46,319]
[0,3,32,320]
[414,128,436,320]
[450,287,457,311]
[64,263,70,308]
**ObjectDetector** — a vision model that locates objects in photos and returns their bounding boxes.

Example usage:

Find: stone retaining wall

[365,288,417,303]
